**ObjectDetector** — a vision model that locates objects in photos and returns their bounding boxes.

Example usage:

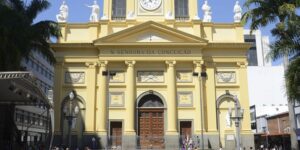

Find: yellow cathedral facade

[52,0,254,149]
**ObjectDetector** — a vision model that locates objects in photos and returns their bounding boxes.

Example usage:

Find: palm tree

[286,56,300,100]
[0,0,61,71]
[243,0,300,100]
[243,0,300,149]
[242,0,298,31]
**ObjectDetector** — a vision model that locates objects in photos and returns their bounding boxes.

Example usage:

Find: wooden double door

[138,109,164,149]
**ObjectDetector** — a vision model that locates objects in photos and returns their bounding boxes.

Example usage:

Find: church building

[52,0,254,149]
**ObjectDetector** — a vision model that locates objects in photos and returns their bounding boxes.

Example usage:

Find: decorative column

[122,60,136,149]
[193,60,203,133]
[237,62,251,131]
[96,61,108,134]
[85,62,98,132]
[165,60,178,134]
[205,62,218,132]
[53,62,64,133]
[125,60,136,135]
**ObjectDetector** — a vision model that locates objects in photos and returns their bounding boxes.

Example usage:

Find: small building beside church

[52,0,254,149]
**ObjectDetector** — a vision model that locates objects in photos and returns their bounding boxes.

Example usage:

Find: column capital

[193,60,204,68]
[98,61,108,67]
[165,60,176,67]
[125,60,136,67]
[237,62,248,68]
[85,62,98,68]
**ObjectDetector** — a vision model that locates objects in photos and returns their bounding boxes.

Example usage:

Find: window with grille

[175,0,189,20]
[112,0,126,20]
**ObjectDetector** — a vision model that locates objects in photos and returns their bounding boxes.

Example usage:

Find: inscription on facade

[100,49,192,55]
[216,71,236,83]
[65,72,85,84]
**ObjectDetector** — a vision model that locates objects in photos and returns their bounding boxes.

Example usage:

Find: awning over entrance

[0,72,52,108]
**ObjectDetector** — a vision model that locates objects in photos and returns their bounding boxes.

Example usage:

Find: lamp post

[63,90,79,149]
[193,70,207,150]
[102,71,116,149]
[228,96,244,150]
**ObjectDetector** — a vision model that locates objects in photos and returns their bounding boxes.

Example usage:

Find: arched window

[138,94,164,108]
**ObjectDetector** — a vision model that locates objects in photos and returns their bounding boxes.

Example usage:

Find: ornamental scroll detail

[137,71,164,83]
[109,71,125,83]
[216,71,236,83]
[176,71,193,82]
[65,72,85,84]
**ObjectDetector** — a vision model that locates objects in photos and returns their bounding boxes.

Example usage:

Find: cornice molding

[207,43,251,49]
[51,43,94,48]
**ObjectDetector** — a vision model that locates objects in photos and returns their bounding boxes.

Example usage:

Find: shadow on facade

[52,91,103,149]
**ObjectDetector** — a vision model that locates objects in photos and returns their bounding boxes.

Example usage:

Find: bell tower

[102,0,199,22]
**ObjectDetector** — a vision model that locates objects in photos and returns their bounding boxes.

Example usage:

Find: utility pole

[102,71,116,149]
[193,70,207,150]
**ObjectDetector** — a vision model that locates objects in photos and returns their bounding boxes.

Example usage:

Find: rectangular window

[247,47,258,66]
[250,112,256,121]
[175,0,189,20]
[296,114,300,128]
[112,0,126,20]
[251,122,256,130]
[31,61,34,68]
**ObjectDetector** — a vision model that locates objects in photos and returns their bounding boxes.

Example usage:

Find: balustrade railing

[112,16,126,21]
[175,16,190,21]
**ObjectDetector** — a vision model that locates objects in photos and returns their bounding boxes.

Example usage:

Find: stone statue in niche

[86,0,100,22]
[202,0,212,22]
[233,1,242,22]
[56,1,68,22]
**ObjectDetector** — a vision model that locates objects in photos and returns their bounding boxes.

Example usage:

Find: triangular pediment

[94,21,208,45]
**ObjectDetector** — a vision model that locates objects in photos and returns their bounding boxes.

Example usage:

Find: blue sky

[36,0,274,35]
[35,0,280,64]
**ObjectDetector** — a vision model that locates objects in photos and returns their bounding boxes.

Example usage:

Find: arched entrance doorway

[216,92,240,149]
[60,91,86,149]
[137,92,165,149]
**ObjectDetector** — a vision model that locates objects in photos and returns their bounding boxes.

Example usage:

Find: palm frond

[26,0,50,22]
[286,57,300,101]
[31,21,61,38]
[7,0,24,13]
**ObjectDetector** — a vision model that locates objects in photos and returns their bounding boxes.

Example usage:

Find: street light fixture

[228,96,244,150]
[63,90,79,149]
[193,70,207,150]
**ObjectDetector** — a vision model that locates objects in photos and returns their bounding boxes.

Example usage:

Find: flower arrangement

[182,135,194,150]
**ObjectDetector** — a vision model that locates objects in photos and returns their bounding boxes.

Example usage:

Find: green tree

[0,0,61,71]
[242,0,300,101]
